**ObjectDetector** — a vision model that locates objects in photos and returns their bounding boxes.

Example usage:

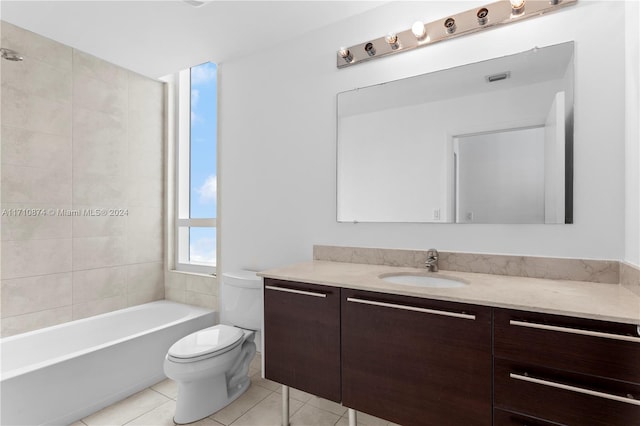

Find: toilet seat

[167,324,244,363]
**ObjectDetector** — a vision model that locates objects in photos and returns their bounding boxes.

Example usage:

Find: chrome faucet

[425,249,439,272]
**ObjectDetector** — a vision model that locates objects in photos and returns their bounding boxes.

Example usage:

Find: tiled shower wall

[0,22,165,336]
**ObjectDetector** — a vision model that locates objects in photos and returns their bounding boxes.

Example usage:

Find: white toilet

[164,271,262,424]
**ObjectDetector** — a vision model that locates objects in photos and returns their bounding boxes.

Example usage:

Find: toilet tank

[221,270,263,331]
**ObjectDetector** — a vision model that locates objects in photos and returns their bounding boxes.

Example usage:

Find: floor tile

[82,388,169,426]
[336,412,396,426]
[274,385,314,403]
[307,396,347,416]
[250,370,281,391]
[151,378,178,400]
[125,400,177,426]
[352,410,391,426]
[209,383,272,425]
[290,404,341,426]
[230,392,303,426]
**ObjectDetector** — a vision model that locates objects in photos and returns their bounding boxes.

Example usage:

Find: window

[176,62,218,274]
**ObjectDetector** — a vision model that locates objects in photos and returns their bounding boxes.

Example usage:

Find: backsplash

[621,262,640,296]
[313,245,622,284]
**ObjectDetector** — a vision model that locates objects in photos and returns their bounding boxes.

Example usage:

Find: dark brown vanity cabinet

[263,278,341,402]
[341,288,493,426]
[494,308,640,426]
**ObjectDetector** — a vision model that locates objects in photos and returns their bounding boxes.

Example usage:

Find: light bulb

[510,0,525,14]
[385,33,399,50]
[411,21,426,40]
[338,47,353,63]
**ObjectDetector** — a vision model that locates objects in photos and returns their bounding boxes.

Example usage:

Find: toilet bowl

[164,271,262,424]
[164,325,256,424]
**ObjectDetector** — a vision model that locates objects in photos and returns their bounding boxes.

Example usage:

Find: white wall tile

[72,175,128,206]
[126,262,163,294]
[72,236,127,270]
[72,295,127,320]
[73,50,127,87]
[1,23,166,332]
[164,287,186,303]
[127,286,164,307]
[73,73,127,119]
[1,306,72,337]
[185,273,217,295]
[1,164,72,204]
[72,266,127,302]
[1,273,72,317]
[72,108,128,177]
[185,291,217,309]
[1,203,72,241]
[127,176,163,207]
[1,238,72,279]
[1,126,71,170]
[1,86,71,136]
[72,205,127,238]
[165,270,186,290]
[126,232,163,264]
[1,56,71,102]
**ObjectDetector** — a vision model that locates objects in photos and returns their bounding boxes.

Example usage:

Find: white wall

[456,127,545,224]
[219,1,627,273]
[625,1,640,267]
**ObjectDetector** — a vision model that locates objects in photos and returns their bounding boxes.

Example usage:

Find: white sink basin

[380,273,467,288]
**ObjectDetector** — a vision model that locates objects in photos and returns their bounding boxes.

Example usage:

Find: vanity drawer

[494,359,640,426]
[494,308,640,384]
[493,408,564,426]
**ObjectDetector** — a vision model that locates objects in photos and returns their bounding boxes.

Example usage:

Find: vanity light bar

[336,0,577,68]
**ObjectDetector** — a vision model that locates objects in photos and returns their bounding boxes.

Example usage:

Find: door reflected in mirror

[337,41,574,224]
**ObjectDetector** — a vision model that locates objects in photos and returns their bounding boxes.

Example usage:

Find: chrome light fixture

[444,18,457,34]
[336,0,576,68]
[477,8,489,25]
[364,42,376,57]
[1,48,23,61]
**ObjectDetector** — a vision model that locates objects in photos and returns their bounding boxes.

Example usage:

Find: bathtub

[0,300,216,425]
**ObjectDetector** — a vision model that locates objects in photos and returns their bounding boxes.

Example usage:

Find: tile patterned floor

[69,354,398,426]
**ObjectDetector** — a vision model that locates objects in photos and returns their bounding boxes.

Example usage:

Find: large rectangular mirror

[337,41,574,224]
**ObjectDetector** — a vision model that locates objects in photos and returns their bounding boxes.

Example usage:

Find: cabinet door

[263,278,341,402]
[341,288,492,426]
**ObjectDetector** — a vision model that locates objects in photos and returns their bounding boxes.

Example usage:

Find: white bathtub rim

[0,300,214,381]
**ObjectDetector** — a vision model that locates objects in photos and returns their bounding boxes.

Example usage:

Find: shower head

[1,48,23,61]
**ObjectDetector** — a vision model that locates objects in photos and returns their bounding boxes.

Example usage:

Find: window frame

[174,65,218,275]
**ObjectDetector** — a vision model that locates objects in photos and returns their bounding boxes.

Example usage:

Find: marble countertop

[258,260,640,324]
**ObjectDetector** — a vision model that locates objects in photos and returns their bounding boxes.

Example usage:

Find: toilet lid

[168,324,244,360]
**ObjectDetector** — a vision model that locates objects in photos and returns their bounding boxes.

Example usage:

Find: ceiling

[1,0,386,78]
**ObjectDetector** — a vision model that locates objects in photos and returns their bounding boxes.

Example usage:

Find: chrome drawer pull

[509,320,640,343]
[510,373,640,406]
[265,285,327,298]
[346,297,476,320]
